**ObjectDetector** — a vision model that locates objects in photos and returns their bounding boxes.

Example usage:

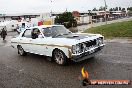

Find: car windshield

[42,26,71,37]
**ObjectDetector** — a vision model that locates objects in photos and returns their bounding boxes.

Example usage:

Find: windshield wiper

[63,33,69,35]
[53,34,62,38]
[63,32,72,35]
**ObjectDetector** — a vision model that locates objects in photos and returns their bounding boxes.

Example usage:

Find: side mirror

[38,34,44,38]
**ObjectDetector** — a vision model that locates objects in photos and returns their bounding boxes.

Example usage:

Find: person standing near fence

[0,28,7,40]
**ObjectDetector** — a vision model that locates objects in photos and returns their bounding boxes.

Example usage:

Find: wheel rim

[54,51,64,65]
[19,47,24,55]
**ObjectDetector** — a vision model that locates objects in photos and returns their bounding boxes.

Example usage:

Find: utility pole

[50,0,53,24]
[88,10,93,28]
[88,10,91,24]
[104,0,107,24]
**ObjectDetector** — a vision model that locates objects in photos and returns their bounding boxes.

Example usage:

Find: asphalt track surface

[0,32,132,88]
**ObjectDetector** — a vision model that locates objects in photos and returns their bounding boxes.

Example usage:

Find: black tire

[53,49,67,65]
[17,45,27,56]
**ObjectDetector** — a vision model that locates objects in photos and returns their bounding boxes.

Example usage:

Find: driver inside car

[32,29,40,39]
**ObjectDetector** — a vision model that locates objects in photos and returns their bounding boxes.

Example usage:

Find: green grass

[84,21,132,38]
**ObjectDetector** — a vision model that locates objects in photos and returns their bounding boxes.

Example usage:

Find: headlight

[76,44,80,52]
[82,43,87,52]
[97,38,103,45]
[72,44,82,54]
[72,45,76,54]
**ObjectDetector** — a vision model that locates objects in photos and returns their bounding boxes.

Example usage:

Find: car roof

[30,25,64,29]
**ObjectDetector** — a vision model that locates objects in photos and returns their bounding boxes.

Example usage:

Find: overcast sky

[0,0,132,14]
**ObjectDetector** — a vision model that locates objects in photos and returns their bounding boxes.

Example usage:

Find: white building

[0,20,18,31]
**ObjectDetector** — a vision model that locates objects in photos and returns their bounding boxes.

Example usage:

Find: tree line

[92,7,132,11]
[55,7,132,29]
[55,12,77,28]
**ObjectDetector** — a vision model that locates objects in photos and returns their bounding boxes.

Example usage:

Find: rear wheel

[53,49,67,65]
[17,45,27,56]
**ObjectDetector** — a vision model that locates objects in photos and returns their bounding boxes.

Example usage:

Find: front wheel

[53,49,67,65]
[17,46,27,56]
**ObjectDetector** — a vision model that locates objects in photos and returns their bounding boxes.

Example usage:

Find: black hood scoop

[56,34,95,40]
[65,34,87,40]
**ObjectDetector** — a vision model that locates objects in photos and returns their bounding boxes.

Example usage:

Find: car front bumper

[71,44,105,62]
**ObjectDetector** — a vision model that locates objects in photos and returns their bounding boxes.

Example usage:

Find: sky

[0,0,132,14]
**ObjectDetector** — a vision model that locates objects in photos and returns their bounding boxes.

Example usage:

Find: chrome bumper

[71,44,105,62]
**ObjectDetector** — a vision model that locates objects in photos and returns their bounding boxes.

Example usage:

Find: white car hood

[50,33,103,46]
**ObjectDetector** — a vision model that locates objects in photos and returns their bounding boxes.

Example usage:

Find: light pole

[50,0,53,24]
[88,10,91,24]
[104,0,107,24]
[88,10,93,28]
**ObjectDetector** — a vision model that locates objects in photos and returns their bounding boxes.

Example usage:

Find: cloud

[0,0,131,13]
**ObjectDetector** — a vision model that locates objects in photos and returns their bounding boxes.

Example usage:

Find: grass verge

[84,20,132,38]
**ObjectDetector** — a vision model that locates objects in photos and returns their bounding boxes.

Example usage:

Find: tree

[122,8,125,11]
[99,6,107,11]
[109,8,113,11]
[99,6,104,11]
[92,7,98,11]
[113,8,117,11]
[127,7,132,11]
[55,12,77,28]
[115,7,118,11]
[119,7,122,11]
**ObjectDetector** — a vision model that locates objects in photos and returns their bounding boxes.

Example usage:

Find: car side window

[43,28,52,37]
[31,28,41,39]
[22,29,31,38]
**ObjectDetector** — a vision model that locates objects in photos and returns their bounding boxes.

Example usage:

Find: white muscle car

[11,25,105,65]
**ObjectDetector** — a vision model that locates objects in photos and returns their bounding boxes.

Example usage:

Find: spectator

[0,28,7,40]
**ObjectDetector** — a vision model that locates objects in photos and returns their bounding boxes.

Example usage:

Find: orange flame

[81,67,89,78]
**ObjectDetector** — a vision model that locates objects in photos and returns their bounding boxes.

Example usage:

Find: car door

[20,29,33,52]
[30,28,46,55]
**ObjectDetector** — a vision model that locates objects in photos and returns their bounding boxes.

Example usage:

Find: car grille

[72,38,103,54]
[80,39,98,53]
[85,39,97,47]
